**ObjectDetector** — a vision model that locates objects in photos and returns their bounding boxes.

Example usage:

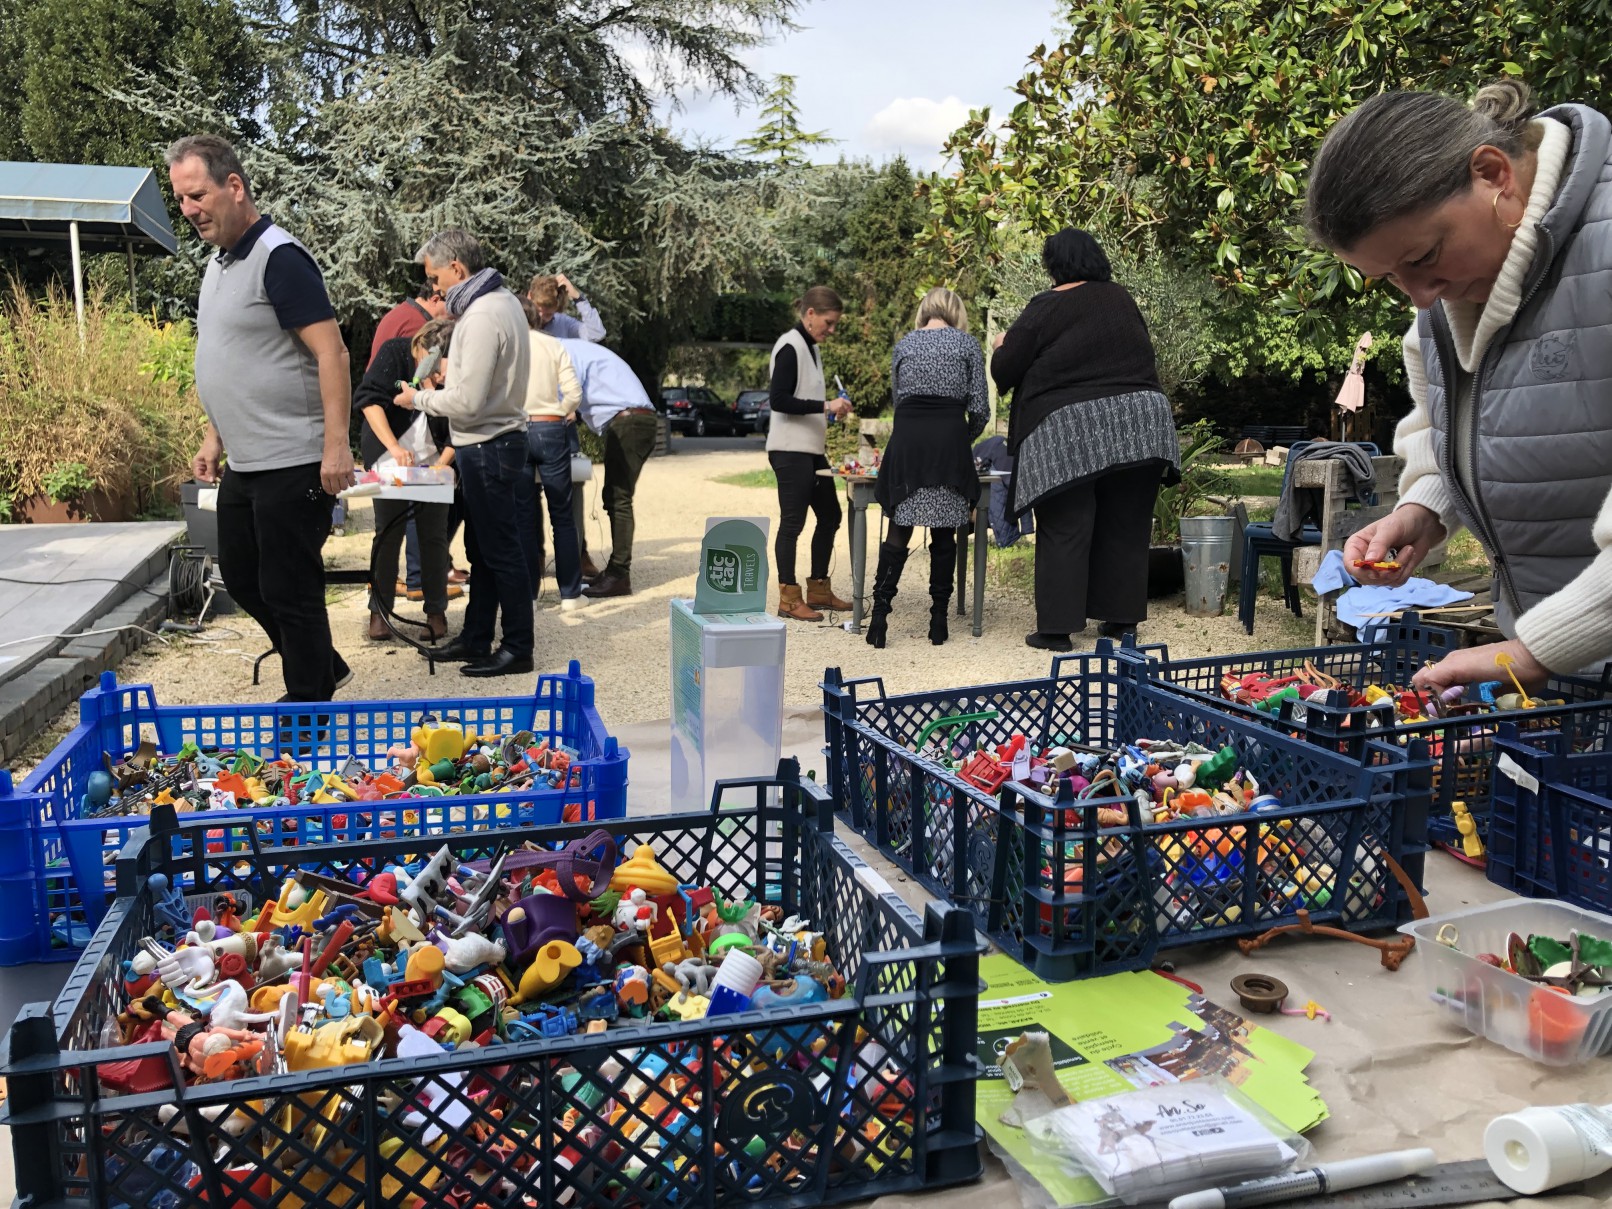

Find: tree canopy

[738,75,837,167]
[921,0,1612,378]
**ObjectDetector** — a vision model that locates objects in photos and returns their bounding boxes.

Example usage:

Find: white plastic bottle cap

[710,949,763,997]
[1485,1107,1596,1194]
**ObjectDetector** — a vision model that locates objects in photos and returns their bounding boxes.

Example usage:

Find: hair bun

[1472,79,1534,129]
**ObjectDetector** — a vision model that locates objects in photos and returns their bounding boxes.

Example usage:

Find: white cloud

[862,96,975,165]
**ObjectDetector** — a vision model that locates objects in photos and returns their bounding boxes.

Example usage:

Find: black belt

[609,407,657,426]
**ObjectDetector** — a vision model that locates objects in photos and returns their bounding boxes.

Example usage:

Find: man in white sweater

[395,229,535,677]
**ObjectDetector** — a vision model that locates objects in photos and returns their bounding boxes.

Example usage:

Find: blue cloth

[558,339,653,433]
[1310,548,1359,594]
[1335,578,1474,639]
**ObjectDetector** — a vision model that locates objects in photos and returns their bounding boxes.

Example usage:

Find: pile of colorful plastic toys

[94,825,913,1203]
[81,715,585,819]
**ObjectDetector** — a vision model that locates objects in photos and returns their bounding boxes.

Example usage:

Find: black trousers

[216,461,336,701]
[601,411,660,578]
[770,451,840,585]
[1031,464,1161,634]
[457,430,536,658]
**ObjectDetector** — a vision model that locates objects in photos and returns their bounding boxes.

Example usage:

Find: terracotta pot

[18,486,138,524]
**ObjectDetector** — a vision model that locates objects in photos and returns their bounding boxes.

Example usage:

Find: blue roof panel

[0,161,178,254]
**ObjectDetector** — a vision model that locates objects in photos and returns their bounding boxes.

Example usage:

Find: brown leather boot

[777,584,823,622]
[367,611,392,641]
[425,612,448,642]
[806,577,852,611]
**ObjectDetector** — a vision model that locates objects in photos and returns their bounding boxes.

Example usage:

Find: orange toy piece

[212,771,251,803]
[1352,559,1401,571]
[957,751,1009,794]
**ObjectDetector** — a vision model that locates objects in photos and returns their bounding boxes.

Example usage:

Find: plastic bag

[1024,1077,1312,1205]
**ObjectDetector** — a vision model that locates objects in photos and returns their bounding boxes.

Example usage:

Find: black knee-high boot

[928,529,956,645]
[864,541,909,648]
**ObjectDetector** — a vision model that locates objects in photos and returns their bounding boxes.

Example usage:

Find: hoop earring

[1493,191,1523,231]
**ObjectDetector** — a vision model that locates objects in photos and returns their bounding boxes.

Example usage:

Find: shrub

[0,282,207,517]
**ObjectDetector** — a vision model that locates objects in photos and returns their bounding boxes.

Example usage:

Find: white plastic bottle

[1485,1103,1612,1195]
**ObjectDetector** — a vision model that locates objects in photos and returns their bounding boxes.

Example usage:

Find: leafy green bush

[1154,421,1238,545]
[0,282,207,516]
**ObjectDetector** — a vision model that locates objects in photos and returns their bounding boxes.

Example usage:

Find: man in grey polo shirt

[169,133,355,701]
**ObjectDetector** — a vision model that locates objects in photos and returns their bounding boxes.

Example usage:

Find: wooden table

[824,471,1001,638]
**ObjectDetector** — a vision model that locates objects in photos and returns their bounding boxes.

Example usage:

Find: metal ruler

[1305,1160,1575,1208]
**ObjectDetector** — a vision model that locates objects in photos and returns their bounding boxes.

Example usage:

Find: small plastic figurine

[1452,800,1486,861]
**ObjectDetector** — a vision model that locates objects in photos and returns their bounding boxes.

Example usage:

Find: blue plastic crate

[6,662,627,965]
[821,645,1431,981]
[0,765,983,1209]
[1126,621,1612,846]
[1488,721,1612,913]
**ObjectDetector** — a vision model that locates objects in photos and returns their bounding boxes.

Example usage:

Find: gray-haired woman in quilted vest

[1306,79,1612,693]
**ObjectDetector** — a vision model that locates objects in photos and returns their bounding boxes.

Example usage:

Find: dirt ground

[16,435,1314,768]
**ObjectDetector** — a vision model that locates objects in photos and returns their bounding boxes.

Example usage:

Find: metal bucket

[1181,515,1237,616]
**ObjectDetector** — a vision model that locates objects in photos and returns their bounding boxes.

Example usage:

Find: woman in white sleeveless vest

[1306,80,1612,692]
[767,286,856,621]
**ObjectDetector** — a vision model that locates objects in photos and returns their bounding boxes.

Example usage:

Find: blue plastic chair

[1237,441,1379,634]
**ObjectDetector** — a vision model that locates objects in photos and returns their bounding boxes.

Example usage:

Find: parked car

[733,389,770,435]
[661,385,740,437]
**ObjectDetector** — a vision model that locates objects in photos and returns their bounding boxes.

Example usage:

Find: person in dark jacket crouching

[991,228,1179,653]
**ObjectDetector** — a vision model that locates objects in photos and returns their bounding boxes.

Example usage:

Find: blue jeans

[527,421,582,598]
[456,431,536,657]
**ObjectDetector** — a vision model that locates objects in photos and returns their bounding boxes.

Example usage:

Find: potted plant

[1150,421,1237,597]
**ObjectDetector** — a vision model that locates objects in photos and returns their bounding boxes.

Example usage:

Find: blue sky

[656,0,1063,170]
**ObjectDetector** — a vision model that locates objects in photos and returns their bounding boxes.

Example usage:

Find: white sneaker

[560,596,586,612]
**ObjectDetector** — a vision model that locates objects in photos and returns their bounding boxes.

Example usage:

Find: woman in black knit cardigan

[991,228,1180,651]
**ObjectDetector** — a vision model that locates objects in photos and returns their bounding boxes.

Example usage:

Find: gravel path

[16,436,1313,766]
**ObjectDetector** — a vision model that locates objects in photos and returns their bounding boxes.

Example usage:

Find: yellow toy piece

[1452,800,1486,860]
[272,881,330,932]
[1364,685,1393,705]
[649,928,689,970]
[427,1006,473,1045]
[511,940,582,1004]
[1493,651,1537,709]
[611,843,679,895]
[378,906,425,946]
[664,992,710,1021]
[283,1015,385,1072]
[412,717,473,765]
[405,943,446,984]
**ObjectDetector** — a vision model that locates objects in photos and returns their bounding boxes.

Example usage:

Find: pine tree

[738,75,837,168]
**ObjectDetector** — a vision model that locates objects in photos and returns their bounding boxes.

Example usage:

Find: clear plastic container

[669,599,786,811]
[1400,899,1612,1066]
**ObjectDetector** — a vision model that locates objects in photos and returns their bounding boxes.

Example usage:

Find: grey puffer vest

[1419,103,1612,636]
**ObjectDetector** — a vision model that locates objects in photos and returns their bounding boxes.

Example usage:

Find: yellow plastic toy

[412,716,474,765]
[511,940,582,1004]
[664,992,710,1021]
[1494,651,1537,709]
[610,843,679,895]
[1452,800,1486,860]
[404,943,446,985]
[283,1015,385,1071]
[271,880,330,932]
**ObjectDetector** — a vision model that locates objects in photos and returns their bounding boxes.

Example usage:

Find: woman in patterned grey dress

[867,288,990,647]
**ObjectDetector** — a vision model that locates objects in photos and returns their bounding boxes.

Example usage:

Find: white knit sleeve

[1394,322,1461,535]
[1514,485,1612,673]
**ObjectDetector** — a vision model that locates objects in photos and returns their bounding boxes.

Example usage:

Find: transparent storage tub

[1401,898,1612,1065]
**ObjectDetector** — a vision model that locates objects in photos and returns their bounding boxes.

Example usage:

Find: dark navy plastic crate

[0,764,981,1209]
[1126,621,1612,846]
[7,662,628,966]
[821,645,1430,981]
[1487,721,1612,913]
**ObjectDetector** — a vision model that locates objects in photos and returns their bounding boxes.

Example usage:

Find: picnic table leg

[972,481,989,637]
[955,523,967,616]
[848,480,869,634]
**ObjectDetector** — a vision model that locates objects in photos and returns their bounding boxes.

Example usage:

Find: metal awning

[0,162,179,332]
[0,161,178,254]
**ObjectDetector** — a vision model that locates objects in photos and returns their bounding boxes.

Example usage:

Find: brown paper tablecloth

[833,834,1612,1209]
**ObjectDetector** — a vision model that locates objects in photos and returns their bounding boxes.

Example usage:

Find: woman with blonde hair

[1308,79,1612,693]
[866,286,990,647]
